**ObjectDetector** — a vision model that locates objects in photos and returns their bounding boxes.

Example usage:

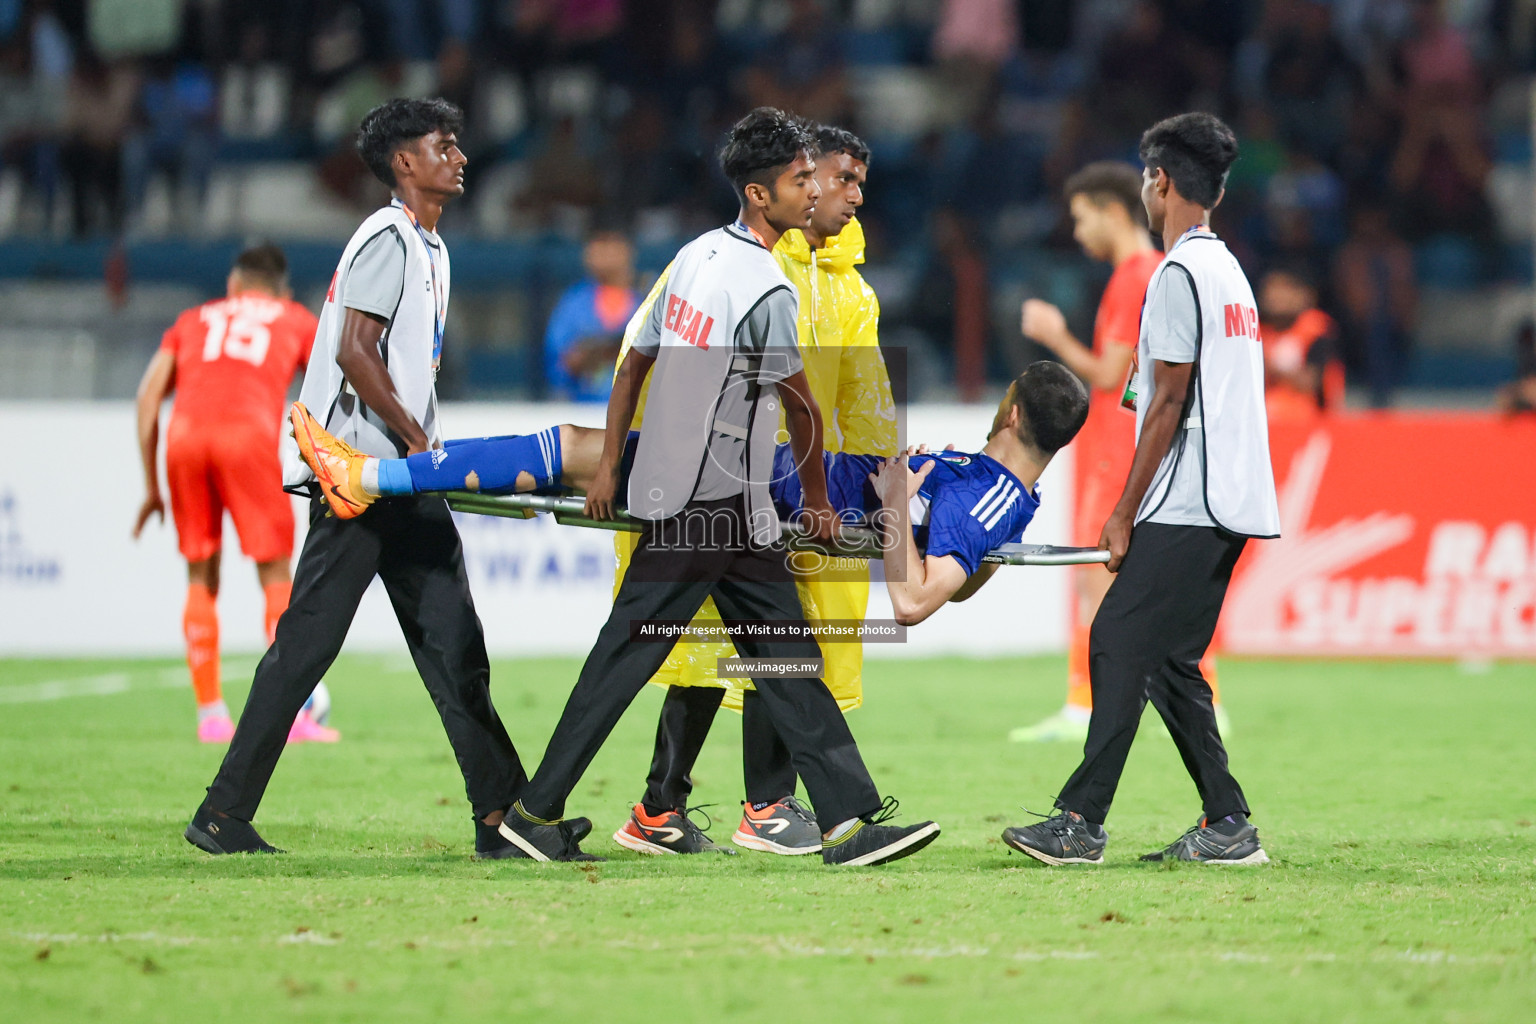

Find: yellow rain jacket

[611,217,896,710]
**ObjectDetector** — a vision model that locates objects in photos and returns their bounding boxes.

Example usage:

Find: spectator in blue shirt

[544,230,638,402]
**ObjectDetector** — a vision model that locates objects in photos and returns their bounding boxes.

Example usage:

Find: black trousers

[1056,522,1251,825]
[520,496,881,829]
[206,496,526,821]
[643,686,796,814]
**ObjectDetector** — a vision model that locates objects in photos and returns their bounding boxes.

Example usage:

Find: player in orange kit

[1009,162,1225,742]
[133,243,334,743]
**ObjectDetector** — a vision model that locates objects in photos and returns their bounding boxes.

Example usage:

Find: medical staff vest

[628,225,799,546]
[283,200,449,488]
[1137,230,1280,539]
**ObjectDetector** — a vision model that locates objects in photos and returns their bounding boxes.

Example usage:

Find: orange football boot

[289,402,375,519]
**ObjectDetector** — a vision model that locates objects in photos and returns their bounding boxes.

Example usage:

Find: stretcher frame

[439,491,1110,566]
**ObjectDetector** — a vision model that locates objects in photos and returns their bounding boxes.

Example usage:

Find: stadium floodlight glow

[437,491,1110,567]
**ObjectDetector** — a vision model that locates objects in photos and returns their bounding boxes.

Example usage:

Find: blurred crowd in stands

[2,0,1534,404]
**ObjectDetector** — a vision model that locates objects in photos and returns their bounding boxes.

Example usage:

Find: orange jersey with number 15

[161,294,318,432]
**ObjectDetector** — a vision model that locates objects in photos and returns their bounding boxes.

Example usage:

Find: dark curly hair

[810,124,871,167]
[1139,112,1238,210]
[356,98,464,188]
[997,361,1090,455]
[718,107,814,205]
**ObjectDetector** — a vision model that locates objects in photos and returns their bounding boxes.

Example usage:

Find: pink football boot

[197,714,236,744]
[287,709,341,744]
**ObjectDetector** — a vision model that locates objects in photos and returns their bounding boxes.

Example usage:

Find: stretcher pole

[439,491,1110,566]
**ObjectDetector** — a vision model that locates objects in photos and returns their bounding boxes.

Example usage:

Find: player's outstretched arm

[869,455,969,626]
[132,349,176,538]
[947,562,1000,602]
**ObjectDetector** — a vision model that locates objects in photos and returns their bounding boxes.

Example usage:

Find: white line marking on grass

[0,664,254,704]
[16,932,200,946]
[278,932,339,946]
[0,673,133,703]
[774,941,1101,962]
[8,930,1531,968]
[1398,950,1502,965]
[2,657,294,705]
[1009,950,1101,962]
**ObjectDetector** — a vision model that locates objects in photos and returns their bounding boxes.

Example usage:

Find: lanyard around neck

[393,199,446,371]
[1170,223,1213,254]
[732,219,769,248]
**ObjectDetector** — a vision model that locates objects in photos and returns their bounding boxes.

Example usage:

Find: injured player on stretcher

[291,360,1088,626]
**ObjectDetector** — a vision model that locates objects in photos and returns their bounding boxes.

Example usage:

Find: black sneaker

[553,822,606,863]
[612,803,737,856]
[1001,809,1106,865]
[1140,813,1269,865]
[494,802,605,862]
[475,815,592,860]
[820,798,940,866]
[184,800,283,855]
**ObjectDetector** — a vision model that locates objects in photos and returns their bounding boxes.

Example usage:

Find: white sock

[825,817,858,841]
[360,458,381,496]
[1062,704,1091,724]
[196,700,229,722]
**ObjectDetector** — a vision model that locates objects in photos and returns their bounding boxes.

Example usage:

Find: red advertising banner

[1222,414,1536,658]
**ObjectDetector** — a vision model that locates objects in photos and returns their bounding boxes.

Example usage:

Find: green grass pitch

[2,654,1533,1023]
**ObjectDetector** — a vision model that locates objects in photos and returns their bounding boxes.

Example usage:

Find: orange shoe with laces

[612,803,735,855]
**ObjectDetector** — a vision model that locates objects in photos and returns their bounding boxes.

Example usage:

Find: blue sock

[376,458,414,495]
[400,428,563,494]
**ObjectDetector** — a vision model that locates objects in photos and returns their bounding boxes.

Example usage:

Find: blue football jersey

[769,446,1039,575]
[908,451,1039,575]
